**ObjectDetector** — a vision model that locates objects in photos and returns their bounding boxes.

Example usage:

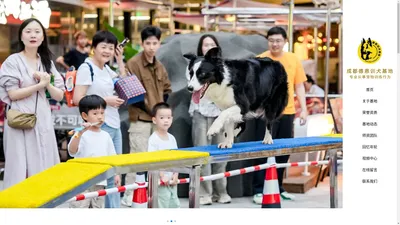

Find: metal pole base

[188,165,201,208]
[148,171,159,208]
[328,149,338,208]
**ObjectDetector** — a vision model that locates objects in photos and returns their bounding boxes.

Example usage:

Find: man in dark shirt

[56,31,88,70]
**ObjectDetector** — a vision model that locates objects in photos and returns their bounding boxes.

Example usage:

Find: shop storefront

[0,0,88,63]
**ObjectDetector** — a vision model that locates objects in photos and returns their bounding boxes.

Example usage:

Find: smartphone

[119,38,130,48]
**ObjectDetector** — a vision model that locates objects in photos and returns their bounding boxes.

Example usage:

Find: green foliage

[104,21,139,61]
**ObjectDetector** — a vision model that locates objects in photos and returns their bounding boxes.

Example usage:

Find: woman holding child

[0,18,65,189]
[73,30,126,208]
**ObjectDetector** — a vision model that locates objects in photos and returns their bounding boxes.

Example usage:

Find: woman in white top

[73,31,126,208]
[188,34,231,205]
[305,74,324,95]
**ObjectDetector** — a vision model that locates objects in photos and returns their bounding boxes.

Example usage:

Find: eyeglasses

[268,39,285,44]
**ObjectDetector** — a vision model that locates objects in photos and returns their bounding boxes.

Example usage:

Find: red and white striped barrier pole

[66,183,146,203]
[67,160,342,202]
[171,160,343,185]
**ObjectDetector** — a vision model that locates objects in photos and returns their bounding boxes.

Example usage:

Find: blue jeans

[102,123,122,208]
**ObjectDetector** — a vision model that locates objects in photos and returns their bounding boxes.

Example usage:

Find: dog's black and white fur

[184,47,288,148]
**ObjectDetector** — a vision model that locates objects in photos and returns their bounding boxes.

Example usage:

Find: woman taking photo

[73,30,126,208]
[0,18,65,189]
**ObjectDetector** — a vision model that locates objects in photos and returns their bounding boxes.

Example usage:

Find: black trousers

[251,114,295,194]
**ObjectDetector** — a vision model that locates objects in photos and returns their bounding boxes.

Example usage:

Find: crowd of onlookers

[0,18,321,208]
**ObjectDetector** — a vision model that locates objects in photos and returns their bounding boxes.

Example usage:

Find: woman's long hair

[196,34,221,56]
[18,18,53,73]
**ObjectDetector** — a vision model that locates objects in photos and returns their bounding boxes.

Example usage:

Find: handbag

[114,74,146,105]
[6,92,38,129]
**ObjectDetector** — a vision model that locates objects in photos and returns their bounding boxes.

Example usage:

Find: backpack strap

[85,62,94,82]
[104,63,118,79]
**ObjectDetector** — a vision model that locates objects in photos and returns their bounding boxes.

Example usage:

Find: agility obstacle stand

[65,158,343,204]
[0,135,342,208]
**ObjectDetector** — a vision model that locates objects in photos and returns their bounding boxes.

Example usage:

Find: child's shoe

[121,194,133,207]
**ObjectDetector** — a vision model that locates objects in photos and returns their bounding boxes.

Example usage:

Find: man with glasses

[250,26,308,204]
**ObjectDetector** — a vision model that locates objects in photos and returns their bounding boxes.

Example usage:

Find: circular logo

[358,38,382,64]
[65,76,74,92]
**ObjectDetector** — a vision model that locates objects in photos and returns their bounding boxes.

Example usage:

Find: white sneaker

[280,191,295,200]
[200,196,212,205]
[217,194,231,204]
[253,193,263,205]
[121,194,133,207]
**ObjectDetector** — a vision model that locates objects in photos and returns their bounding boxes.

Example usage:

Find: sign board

[51,103,83,130]
[0,0,52,28]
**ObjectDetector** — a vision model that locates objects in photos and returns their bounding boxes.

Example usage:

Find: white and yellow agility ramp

[0,150,209,208]
[0,135,342,208]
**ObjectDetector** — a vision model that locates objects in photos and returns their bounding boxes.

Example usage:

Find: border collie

[184,47,288,148]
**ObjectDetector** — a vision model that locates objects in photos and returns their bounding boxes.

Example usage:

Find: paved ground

[0,165,342,208]
[173,170,342,209]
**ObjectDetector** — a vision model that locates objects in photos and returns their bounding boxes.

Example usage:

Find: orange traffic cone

[132,173,148,208]
[261,157,281,208]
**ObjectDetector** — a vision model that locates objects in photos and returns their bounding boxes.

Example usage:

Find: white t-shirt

[308,84,325,96]
[68,130,117,186]
[76,58,120,129]
[188,96,221,118]
[148,132,178,180]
